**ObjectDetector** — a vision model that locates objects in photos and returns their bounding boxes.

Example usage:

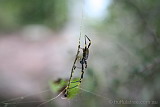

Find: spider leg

[84,60,87,68]
[79,60,84,84]
[78,35,81,48]
[85,35,91,48]
[64,36,82,97]
[73,65,82,70]
[71,59,86,84]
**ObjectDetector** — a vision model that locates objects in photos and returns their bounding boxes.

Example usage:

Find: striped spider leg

[78,35,91,84]
[64,35,91,97]
[64,36,81,97]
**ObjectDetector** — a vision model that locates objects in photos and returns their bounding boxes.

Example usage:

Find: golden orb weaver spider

[64,35,91,97]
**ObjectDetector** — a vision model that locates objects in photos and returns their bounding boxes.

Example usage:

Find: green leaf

[66,78,80,99]
[49,78,67,93]
[49,78,80,99]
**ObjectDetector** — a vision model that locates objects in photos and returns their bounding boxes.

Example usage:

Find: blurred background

[0,0,160,107]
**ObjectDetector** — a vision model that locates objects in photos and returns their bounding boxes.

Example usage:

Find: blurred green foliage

[98,0,160,105]
[0,0,68,31]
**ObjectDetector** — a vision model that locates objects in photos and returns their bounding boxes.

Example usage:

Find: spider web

[0,86,111,107]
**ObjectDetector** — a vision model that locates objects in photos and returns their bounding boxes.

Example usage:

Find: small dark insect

[64,35,91,97]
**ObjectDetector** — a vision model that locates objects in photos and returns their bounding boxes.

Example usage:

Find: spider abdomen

[83,48,89,60]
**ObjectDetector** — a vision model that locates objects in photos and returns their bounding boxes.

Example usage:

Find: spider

[64,35,91,97]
